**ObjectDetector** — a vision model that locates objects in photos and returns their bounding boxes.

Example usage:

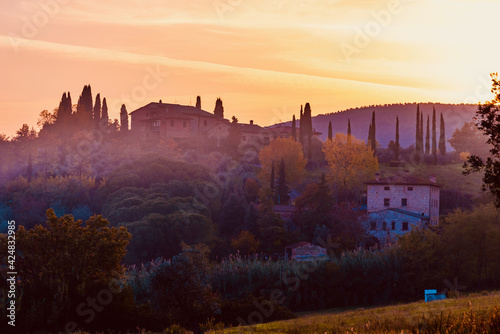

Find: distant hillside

[279,103,479,149]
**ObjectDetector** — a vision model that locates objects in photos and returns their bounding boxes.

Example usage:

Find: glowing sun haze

[0,0,498,137]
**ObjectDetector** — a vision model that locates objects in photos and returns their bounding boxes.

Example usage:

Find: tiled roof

[130,102,226,120]
[364,175,442,187]
[369,208,430,220]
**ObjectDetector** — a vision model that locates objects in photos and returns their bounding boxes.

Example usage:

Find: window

[401,198,407,207]
[170,120,174,127]
[384,186,390,190]
[382,222,387,230]
[408,187,413,191]
[384,198,390,207]
[370,221,377,230]
[183,121,187,128]
[391,221,396,230]
[402,222,409,231]
[204,120,208,126]
[152,120,160,128]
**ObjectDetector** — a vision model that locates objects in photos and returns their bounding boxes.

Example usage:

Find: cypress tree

[270,161,275,193]
[395,116,400,161]
[76,85,93,126]
[425,114,430,155]
[214,98,224,118]
[291,115,297,141]
[420,112,424,155]
[432,107,437,164]
[120,104,129,132]
[371,111,376,154]
[439,112,446,156]
[328,121,333,141]
[93,93,101,126]
[101,98,109,129]
[415,104,420,162]
[56,92,71,123]
[276,158,290,205]
[299,105,304,145]
[304,103,313,160]
[368,123,373,147]
[196,96,201,109]
[347,118,351,138]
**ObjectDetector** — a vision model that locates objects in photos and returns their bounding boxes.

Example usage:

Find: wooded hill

[278,103,478,149]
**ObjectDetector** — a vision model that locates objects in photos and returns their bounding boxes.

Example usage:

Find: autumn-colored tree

[259,137,307,187]
[37,109,56,129]
[276,158,290,204]
[323,133,378,190]
[243,177,260,203]
[231,230,260,255]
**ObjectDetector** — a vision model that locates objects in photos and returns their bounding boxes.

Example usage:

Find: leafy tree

[328,121,333,141]
[259,137,307,187]
[120,104,129,132]
[0,209,131,332]
[231,230,260,255]
[323,133,378,191]
[449,122,490,158]
[150,244,220,334]
[14,124,37,141]
[214,97,224,118]
[465,73,500,207]
[294,174,333,238]
[439,112,446,156]
[37,109,56,129]
[425,114,430,154]
[219,193,246,236]
[275,158,290,204]
[243,177,259,203]
[196,95,201,109]
[432,107,437,164]
[291,114,297,141]
[270,161,275,194]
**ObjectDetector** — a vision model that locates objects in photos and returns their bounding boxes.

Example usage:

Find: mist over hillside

[278,103,478,149]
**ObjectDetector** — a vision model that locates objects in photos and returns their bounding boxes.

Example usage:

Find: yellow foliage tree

[259,137,307,187]
[323,133,378,190]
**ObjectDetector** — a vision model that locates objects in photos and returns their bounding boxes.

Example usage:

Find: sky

[0,0,499,137]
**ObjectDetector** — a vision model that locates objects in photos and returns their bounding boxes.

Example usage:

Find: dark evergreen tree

[291,114,297,141]
[76,85,93,122]
[270,161,275,193]
[276,158,290,205]
[304,103,313,160]
[395,116,400,161]
[347,118,351,138]
[420,111,424,155]
[425,114,430,154]
[328,121,333,141]
[299,105,304,145]
[93,93,101,126]
[101,97,109,129]
[415,104,421,163]
[432,107,437,164]
[196,96,201,109]
[368,123,373,147]
[120,104,128,132]
[439,112,446,156]
[213,98,224,118]
[56,92,72,123]
[370,111,376,154]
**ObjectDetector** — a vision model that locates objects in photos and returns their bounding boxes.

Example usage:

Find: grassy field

[206,291,500,333]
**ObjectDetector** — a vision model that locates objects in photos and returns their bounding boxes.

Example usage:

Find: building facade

[363,173,441,243]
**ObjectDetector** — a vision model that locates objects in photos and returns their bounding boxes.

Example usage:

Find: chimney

[375,172,381,182]
[429,175,436,183]
[250,120,254,125]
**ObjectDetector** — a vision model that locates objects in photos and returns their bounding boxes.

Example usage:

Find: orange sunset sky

[0,0,498,137]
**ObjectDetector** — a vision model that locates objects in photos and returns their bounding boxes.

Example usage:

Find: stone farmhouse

[129,100,321,145]
[363,172,441,244]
